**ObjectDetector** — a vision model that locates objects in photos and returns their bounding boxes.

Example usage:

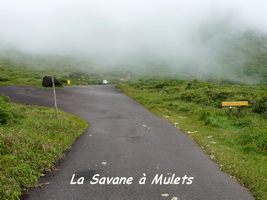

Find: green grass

[0,64,43,87]
[0,63,118,87]
[0,96,88,199]
[0,56,121,87]
[118,79,267,200]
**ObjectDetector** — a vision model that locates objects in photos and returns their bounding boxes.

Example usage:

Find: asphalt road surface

[0,86,254,200]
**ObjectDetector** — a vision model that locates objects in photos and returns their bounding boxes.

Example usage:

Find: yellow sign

[222,101,248,107]
[67,80,71,85]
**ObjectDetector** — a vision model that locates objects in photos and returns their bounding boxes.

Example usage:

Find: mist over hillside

[1,0,267,83]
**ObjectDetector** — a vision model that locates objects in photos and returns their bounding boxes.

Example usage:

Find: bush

[205,90,229,101]
[233,119,252,128]
[185,80,212,90]
[252,97,267,115]
[257,133,267,152]
[68,71,89,80]
[200,111,211,121]
[0,76,9,82]
[0,96,18,125]
[237,131,267,153]
[60,79,68,84]
[179,90,211,105]
[153,83,167,89]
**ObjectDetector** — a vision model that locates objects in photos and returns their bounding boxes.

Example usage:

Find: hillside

[1,26,267,85]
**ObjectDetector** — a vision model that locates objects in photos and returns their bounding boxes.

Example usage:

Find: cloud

[0,0,266,81]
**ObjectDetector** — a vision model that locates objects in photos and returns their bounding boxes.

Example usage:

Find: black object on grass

[42,76,62,87]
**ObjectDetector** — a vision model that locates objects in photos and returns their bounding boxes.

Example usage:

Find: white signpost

[51,75,58,115]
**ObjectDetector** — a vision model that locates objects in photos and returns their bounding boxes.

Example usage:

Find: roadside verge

[0,95,88,199]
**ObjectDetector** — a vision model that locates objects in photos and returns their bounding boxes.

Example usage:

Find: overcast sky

[0,1,266,53]
[0,0,267,78]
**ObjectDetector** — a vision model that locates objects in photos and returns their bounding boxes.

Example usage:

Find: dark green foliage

[185,80,210,90]
[237,131,267,153]
[153,83,167,89]
[233,119,251,128]
[60,79,68,84]
[200,111,211,120]
[0,76,9,82]
[0,96,19,124]
[252,97,267,115]
[68,71,89,79]
[179,90,210,104]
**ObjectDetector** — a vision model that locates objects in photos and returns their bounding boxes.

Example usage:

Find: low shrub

[0,76,9,82]
[0,96,19,125]
[252,97,267,115]
[237,130,267,153]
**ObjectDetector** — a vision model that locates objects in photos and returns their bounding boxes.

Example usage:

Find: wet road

[0,85,254,200]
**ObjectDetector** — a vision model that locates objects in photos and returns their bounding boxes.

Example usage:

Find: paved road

[0,86,254,200]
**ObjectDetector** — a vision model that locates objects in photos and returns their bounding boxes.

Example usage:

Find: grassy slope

[0,96,88,199]
[0,54,122,87]
[0,57,72,87]
[0,65,42,87]
[118,80,267,200]
[0,61,119,87]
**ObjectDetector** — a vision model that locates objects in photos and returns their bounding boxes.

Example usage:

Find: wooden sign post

[51,75,58,116]
[222,101,248,117]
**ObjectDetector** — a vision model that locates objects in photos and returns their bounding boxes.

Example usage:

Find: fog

[1,0,267,81]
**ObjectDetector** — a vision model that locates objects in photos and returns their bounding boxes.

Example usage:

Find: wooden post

[228,106,232,116]
[51,75,58,116]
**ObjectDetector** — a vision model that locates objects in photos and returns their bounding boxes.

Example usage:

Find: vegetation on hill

[1,26,267,86]
[0,56,124,86]
[118,79,267,200]
[0,96,88,199]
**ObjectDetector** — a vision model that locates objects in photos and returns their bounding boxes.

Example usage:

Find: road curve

[0,85,254,200]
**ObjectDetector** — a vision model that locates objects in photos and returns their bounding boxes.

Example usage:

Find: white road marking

[101,161,107,166]
[161,193,169,197]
